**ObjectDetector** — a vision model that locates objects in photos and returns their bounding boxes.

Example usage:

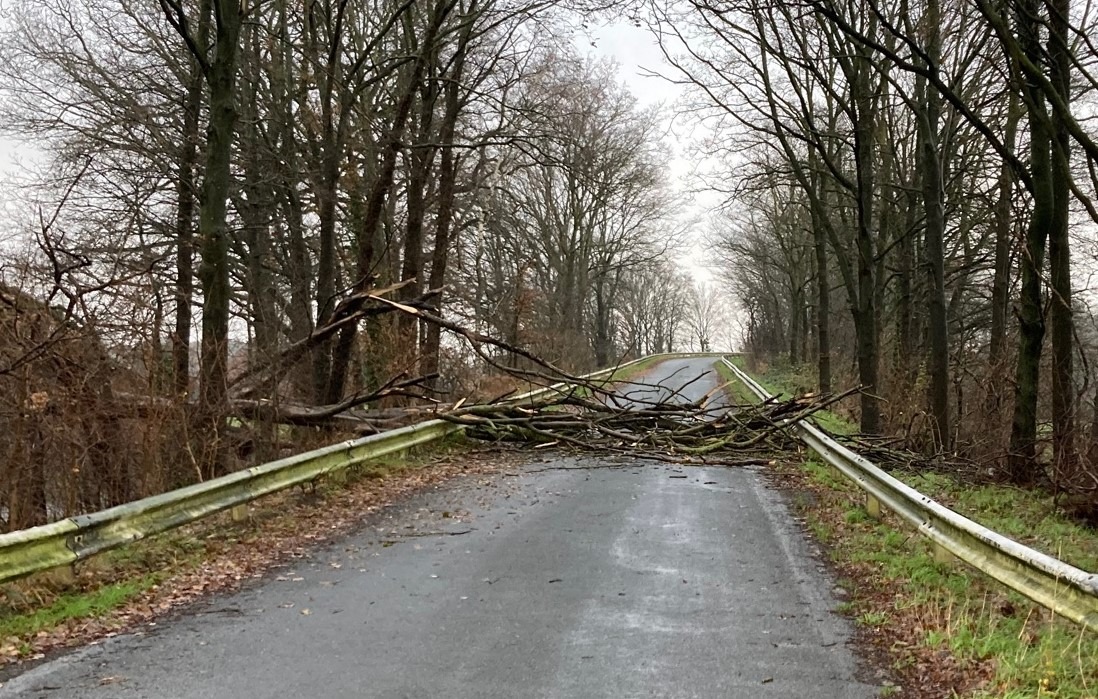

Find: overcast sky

[577,19,720,287]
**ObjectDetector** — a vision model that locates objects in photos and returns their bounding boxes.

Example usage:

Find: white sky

[576,20,720,288]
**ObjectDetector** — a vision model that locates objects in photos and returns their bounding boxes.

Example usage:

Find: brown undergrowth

[0,441,519,675]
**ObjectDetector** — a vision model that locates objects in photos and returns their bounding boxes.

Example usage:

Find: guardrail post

[931,542,955,565]
[865,493,882,519]
[231,504,249,523]
[50,564,76,585]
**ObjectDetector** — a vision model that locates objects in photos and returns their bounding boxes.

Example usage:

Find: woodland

[664,0,1098,515]
[0,0,1096,530]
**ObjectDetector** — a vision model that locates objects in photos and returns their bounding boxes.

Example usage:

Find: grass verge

[745,357,1098,695]
[776,458,1098,698]
[721,355,858,434]
[712,356,759,404]
[600,354,670,384]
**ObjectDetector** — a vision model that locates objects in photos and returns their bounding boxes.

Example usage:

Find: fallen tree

[433,379,862,466]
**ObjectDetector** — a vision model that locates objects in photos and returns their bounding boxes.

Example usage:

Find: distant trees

[455,53,682,370]
[683,283,723,352]
[617,260,692,356]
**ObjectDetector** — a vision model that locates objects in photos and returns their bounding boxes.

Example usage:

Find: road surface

[0,358,880,698]
[609,356,731,411]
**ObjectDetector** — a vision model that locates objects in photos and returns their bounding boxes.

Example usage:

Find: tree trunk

[399,77,439,364]
[916,4,951,451]
[988,92,1019,371]
[195,0,242,478]
[809,160,832,394]
[852,55,880,434]
[1047,0,1076,478]
[1007,0,1052,481]
[172,0,211,398]
[421,3,472,383]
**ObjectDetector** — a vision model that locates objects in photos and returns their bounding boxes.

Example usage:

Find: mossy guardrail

[723,357,1098,633]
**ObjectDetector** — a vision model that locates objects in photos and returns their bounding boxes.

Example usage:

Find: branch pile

[214,283,860,460]
[435,380,860,465]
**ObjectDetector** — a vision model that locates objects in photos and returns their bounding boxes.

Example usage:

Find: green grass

[711,357,759,404]
[0,574,162,644]
[804,459,853,493]
[728,356,858,435]
[899,472,1098,574]
[795,464,1098,697]
[742,355,1097,695]
[857,610,890,627]
[603,354,669,383]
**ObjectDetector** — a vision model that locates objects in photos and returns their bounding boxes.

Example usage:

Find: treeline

[0,0,703,530]
[665,0,1098,495]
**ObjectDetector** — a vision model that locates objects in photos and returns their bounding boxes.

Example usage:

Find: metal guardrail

[722,357,1098,632]
[0,352,681,584]
[0,419,461,584]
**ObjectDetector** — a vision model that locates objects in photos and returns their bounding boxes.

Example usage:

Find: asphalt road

[0,358,880,699]
[610,357,731,411]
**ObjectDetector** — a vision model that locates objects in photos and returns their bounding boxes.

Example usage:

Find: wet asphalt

[608,357,731,412]
[0,358,880,698]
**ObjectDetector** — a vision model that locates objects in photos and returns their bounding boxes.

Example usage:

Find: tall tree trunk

[421,135,461,381]
[988,92,1019,446]
[312,152,341,402]
[172,0,211,398]
[788,284,803,364]
[1047,0,1076,478]
[399,76,439,364]
[809,161,831,394]
[592,277,614,367]
[989,93,1019,370]
[852,56,880,434]
[195,0,243,478]
[421,0,473,384]
[270,0,314,398]
[917,1,951,451]
[1008,0,1053,482]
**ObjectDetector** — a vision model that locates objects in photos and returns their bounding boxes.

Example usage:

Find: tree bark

[851,49,880,434]
[1047,0,1076,477]
[399,72,440,360]
[194,0,243,478]
[988,92,1019,371]
[916,0,951,451]
[1007,0,1052,482]
[171,0,211,399]
[808,155,831,394]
